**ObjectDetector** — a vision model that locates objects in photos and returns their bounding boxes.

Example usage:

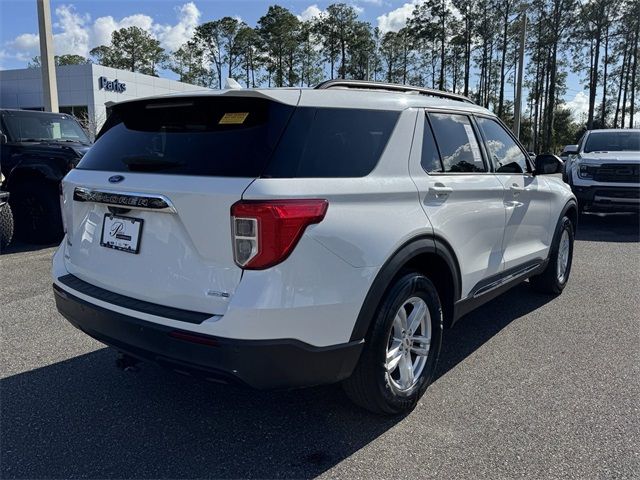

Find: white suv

[52,81,577,414]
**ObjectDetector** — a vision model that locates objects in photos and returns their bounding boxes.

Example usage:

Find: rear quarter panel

[242,109,429,269]
[233,109,436,345]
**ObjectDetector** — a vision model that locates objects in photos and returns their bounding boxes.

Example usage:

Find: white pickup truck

[564,129,640,213]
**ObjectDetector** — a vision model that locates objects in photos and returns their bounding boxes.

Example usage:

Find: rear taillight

[231,199,328,269]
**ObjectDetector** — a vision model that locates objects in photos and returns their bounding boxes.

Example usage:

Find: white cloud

[297,3,366,22]
[377,0,420,34]
[564,91,589,122]
[4,33,40,61]
[298,5,324,22]
[92,14,154,49]
[152,2,201,51]
[377,0,460,34]
[53,5,90,56]
[564,91,639,127]
[1,2,202,65]
[11,33,40,51]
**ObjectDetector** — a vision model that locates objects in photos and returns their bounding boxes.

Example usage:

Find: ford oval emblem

[108,175,125,183]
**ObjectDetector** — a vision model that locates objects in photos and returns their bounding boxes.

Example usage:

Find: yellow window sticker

[219,112,249,125]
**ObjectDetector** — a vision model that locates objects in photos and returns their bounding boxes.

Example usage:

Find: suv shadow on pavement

[436,283,555,381]
[575,213,640,243]
[1,240,59,255]
[1,284,555,480]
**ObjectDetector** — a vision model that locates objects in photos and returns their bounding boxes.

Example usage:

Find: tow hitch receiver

[115,352,140,372]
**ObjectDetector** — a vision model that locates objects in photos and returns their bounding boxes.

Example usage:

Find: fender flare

[559,198,579,231]
[551,199,578,251]
[7,164,62,190]
[349,234,461,342]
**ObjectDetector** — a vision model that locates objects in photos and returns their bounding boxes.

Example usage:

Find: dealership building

[0,63,207,132]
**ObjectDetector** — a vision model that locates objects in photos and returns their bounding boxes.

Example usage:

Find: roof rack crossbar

[314,79,475,104]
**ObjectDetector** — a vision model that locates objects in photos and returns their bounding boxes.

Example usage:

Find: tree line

[32,1,640,152]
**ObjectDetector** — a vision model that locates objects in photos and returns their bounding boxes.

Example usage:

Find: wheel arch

[349,234,462,342]
[549,199,578,257]
[562,199,578,231]
[7,165,60,191]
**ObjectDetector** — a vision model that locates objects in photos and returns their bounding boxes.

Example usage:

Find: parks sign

[99,76,126,93]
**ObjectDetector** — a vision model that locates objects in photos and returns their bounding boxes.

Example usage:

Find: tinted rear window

[264,108,399,178]
[77,97,294,176]
[78,100,399,178]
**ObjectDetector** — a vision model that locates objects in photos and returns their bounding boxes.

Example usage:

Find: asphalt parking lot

[1,213,639,480]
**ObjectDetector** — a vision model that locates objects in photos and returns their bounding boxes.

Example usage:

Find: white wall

[0,64,94,110]
[0,64,209,130]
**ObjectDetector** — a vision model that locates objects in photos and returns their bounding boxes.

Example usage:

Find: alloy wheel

[557,229,570,283]
[385,296,432,395]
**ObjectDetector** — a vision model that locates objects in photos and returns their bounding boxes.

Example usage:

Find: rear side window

[264,108,399,178]
[428,113,486,173]
[421,117,443,173]
[77,97,294,177]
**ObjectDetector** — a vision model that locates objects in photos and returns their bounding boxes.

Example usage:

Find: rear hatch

[60,93,297,315]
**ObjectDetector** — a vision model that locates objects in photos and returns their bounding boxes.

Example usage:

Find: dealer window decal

[218,112,249,125]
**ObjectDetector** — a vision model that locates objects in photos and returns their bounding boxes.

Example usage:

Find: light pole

[36,0,58,112]
[513,13,526,140]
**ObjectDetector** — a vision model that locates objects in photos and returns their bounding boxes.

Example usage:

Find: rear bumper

[571,185,640,212]
[53,284,363,389]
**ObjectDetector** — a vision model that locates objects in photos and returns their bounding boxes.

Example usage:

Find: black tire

[343,272,443,415]
[10,180,63,244]
[530,215,574,294]
[0,201,14,251]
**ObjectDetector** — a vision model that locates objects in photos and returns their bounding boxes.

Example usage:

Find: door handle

[430,185,453,198]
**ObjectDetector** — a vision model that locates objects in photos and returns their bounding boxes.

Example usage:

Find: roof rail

[314,79,475,104]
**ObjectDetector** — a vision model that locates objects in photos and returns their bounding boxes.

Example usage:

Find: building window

[59,105,88,120]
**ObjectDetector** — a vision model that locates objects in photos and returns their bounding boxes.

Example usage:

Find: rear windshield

[77,97,295,176]
[77,98,399,178]
[584,131,640,153]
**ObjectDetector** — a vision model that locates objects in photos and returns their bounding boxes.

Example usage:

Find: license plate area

[100,214,143,254]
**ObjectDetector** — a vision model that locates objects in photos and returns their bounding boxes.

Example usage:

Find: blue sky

[0,0,588,117]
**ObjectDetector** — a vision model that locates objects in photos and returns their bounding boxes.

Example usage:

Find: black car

[0,109,92,243]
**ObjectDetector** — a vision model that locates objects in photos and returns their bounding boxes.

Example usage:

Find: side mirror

[563,145,579,156]
[0,134,7,145]
[534,153,563,175]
